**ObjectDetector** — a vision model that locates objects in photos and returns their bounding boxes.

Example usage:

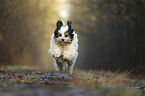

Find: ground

[0,66,145,96]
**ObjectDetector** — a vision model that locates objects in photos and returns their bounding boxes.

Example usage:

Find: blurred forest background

[0,0,145,74]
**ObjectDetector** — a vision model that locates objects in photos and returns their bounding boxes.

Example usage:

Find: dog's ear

[67,20,74,37]
[56,20,63,29]
[67,20,72,28]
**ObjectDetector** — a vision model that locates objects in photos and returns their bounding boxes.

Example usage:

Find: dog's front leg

[55,58,63,72]
[49,46,62,58]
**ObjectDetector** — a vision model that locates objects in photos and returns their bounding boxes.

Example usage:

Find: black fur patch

[54,29,59,38]
[67,20,74,40]
[67,21,72,28]
[56,20,63,29]
[54,20,63,38]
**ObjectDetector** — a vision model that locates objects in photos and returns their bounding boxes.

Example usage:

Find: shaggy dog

[49,20,78,77]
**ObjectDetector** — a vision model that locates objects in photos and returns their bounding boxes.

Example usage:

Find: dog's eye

[58,34,62,37]
[65,34,68,37]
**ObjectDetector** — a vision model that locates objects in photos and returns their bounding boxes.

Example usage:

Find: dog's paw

[53,54,60,58]
[63,55,69,60]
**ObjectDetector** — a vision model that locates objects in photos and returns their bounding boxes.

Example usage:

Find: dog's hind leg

[55,58,63,72]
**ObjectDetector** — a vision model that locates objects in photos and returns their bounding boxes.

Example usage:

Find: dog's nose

[61,39,65,41]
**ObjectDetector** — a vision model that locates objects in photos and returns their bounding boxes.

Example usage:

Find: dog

[49,20,79,77]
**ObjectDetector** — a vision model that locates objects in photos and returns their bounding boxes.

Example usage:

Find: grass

[71,69,143,96]
[71,69,131,86]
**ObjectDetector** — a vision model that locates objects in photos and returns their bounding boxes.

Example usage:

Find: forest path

[0,69,144,96]
[0,70,98,96]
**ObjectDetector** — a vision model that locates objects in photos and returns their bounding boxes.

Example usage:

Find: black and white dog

[49,20,78,77]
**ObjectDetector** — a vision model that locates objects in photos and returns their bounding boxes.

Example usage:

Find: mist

[0,0,145,73]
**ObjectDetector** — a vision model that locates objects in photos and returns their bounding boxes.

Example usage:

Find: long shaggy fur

[49,20,79,77]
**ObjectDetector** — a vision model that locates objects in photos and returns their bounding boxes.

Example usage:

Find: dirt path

[0,70,144,96]
[0,70,99,96]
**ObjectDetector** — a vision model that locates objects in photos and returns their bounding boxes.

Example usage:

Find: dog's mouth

[55,38,72,44]
[60,41,67,44]
[60,41,65,43]
[59,40,72,44]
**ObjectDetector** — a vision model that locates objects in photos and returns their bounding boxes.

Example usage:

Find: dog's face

[54,20,74,44]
